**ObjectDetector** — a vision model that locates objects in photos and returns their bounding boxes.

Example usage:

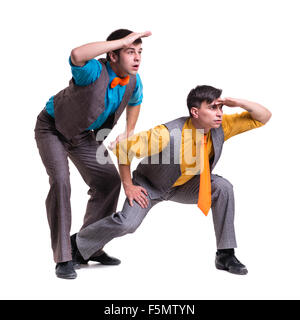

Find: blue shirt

[45,57,143,130]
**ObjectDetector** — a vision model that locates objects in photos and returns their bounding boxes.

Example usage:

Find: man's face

[191,99,223,130]
[116,43,142,76]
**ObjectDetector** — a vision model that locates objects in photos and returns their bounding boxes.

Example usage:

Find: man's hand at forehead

[122,31,152,47]
[216,97,242,107]
[216,97,272,124]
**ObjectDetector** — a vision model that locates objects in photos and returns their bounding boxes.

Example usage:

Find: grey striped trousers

[76,173,237,260]
[35,110,121,263]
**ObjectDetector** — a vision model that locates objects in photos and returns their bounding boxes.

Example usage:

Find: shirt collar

[106,61,130,84]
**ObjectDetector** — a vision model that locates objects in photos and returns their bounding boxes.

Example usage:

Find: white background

[1,0,300,300]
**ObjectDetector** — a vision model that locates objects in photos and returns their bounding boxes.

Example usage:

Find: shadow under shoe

[71,233,121,267]
[215,249,248,275]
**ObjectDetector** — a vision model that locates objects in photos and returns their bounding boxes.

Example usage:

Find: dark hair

[106,29,142,61]
[187,85,222,116]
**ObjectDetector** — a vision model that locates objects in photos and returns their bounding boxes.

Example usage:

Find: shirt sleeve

[69,56,102,86]
[112,124,170,165]
[222,111,265,141]
[127,73,143,106]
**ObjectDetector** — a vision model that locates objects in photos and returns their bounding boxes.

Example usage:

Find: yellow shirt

[114,112,264,186]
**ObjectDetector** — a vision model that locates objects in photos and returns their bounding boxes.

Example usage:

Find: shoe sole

[56,273,77,280]
[91,260,121,265]
[73,260,121,269]
[216,264,248,275]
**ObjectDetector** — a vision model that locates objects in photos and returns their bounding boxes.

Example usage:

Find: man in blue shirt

[34,29,151,279]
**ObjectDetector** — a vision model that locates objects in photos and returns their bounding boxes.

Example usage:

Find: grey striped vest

[53,59,137,140]
[133,117,225,198]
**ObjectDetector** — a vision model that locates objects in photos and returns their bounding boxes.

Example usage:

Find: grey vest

[133,117,225,198]
[53,59,137,140]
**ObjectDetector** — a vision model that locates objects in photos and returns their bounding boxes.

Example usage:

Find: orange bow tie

[110,76,130,88]
[197,134,211,216]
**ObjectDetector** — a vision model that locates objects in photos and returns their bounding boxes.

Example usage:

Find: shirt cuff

[127,103,142,107]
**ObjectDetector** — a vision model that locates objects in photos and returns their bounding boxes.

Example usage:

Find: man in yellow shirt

[72,85,271,275]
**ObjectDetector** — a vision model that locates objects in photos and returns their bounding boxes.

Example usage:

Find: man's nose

[216,108,223,116]
[134,53,141,61]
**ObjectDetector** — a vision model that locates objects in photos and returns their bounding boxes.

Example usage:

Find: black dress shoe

[89,252,121,265]
[215,249,248,275]
[71,233,121,266]
[55,261,77,279]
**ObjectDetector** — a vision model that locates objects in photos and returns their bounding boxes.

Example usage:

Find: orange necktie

[110,76,130,88]
[197,134,211,216]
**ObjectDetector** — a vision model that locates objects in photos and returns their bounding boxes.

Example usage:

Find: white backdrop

[1,0,300,300]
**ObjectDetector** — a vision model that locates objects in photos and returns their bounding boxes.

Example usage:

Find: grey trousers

[34,110,121,263]
[77,173,237,260]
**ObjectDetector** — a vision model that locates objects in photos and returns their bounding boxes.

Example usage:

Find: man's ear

[190,107,199,119]
[109,51,118,63]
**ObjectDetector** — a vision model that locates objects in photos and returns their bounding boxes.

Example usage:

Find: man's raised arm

[70,31,151,66]
[217,97,272,124]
